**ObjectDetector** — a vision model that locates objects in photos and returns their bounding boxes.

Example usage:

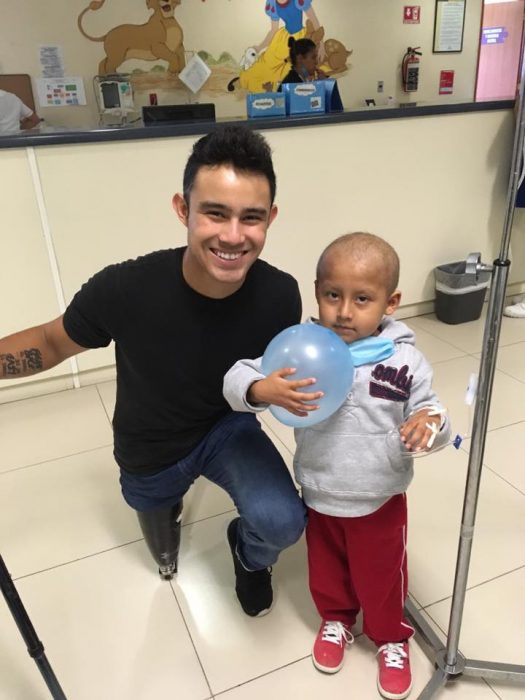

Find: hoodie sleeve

[223,357,269,413]
[404,349,451,449]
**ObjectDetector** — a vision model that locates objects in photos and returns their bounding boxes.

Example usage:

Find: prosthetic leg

[137,501,183,580]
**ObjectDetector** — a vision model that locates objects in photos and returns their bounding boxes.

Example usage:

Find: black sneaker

[227,518,273,617]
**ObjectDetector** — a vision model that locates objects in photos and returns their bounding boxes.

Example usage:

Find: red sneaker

[377,642,412,699]
[312,620,353,674]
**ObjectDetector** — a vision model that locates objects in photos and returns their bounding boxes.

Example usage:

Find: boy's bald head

[316,232,400,295]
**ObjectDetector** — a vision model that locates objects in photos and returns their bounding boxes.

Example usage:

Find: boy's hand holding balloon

[247,368,324,417]
[260,324,354,428]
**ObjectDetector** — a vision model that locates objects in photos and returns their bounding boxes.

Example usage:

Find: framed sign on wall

[433,0,466,53]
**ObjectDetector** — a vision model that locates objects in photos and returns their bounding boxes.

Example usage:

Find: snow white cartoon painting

[229,1,350,93]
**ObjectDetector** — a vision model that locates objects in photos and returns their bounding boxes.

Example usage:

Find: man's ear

[172,193,188,226]
[385,290,401,316]
[314,279,320,303]
[268,203,278,227]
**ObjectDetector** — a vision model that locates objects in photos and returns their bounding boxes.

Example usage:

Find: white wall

[0,0,484,126]
[1,108,522,403]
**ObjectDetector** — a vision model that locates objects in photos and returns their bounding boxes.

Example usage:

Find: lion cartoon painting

[78,0,186,76]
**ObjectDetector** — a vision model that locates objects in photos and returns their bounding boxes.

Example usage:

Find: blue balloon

[261,324,354,428]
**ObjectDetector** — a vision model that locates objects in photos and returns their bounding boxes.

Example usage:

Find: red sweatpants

[306,494,414,647]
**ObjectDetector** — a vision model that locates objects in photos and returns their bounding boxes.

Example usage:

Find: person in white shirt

[504,297,525,317]
[0,89,41,133]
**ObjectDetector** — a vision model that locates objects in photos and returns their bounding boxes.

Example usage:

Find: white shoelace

[321,621,354,647]
[377,642,408,669]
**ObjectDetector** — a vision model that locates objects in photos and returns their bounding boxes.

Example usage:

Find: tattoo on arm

[1,348,44,377]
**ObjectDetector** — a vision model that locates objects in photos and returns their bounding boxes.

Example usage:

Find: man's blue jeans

[120,412,306,570]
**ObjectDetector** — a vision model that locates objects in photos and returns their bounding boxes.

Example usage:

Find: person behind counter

[280,37,327,86]
[0,89,41,134]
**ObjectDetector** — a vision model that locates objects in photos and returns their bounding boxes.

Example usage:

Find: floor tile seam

[429,353,476,370]
[209,629,369,696]
[0,382,113,411]
[483,680,503,699]
[258,423,295,457]
[411,327,475,356]
[491,337,525,350]
[460,417,525,442]
[419,563,525,610]
[0,442,114,475]
[11,509,239,581]
[483,465,525,497]
[95,384,114,426]
[469,340,525,357]
[467,349,525,380]
[406,592,424,610]
[490,366,525,386]
[11,538,144,581]
[212,654,313,697]
[0,383,76,407]
[169,581,215,699]
[181,508,237,529]
[457,443,525,496]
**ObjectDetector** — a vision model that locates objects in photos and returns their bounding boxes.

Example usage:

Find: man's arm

[0,316,87,379]
[20,111,41,130]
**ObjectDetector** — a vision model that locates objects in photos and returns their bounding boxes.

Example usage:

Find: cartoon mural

[76,0,350,102]
[229,0,351,93]
[77,0,185,76]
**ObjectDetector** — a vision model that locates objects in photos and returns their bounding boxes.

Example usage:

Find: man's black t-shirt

[63,247,301,474]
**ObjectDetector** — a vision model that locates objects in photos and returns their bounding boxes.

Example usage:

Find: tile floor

[1,311,524,700]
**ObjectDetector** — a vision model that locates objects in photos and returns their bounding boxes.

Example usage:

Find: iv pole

[0,555,67,699]
[405,29,525,700]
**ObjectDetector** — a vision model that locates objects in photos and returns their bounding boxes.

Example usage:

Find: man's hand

[399,408,441,452]
[247,368,324,417]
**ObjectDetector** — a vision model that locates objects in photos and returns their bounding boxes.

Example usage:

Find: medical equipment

[93,74,137,127]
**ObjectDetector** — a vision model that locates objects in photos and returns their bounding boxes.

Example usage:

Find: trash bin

[434,261,491,324]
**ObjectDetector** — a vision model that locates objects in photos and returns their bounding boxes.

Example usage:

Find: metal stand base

[405,598,525,698]
[400,45,525,690]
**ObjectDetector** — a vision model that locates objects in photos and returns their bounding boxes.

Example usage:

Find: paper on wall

[36,77,86,107]
[39,45,65,78]
[178,54,211,94]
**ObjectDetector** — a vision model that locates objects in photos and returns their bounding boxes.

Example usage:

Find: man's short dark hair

[183,125,277,205]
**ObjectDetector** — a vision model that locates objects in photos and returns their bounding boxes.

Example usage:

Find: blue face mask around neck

[348,336,395,366]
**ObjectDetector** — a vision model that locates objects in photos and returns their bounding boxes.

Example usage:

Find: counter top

[0,99,514,150]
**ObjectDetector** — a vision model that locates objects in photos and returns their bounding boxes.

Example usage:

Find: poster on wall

[433,0,466,53]
[403,6,421,24]
[36,77,87,107]
[439,69,455,94]
[39,45,65,78]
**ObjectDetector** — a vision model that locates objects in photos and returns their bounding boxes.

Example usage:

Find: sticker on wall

[403,6,421,24]
[439,69,454,95]
[481,27,509,45]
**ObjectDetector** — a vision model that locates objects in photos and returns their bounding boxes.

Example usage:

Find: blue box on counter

[280,79,344,115]
[246,92,286,118]
[280,81,325,115]
[324,79,344,112]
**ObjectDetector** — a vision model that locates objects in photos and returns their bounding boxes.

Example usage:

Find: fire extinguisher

[401,47,422,92]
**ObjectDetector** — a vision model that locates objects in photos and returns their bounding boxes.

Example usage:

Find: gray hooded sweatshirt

[223,317,450,517]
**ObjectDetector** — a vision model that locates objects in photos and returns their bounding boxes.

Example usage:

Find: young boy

[223,232,450,699]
